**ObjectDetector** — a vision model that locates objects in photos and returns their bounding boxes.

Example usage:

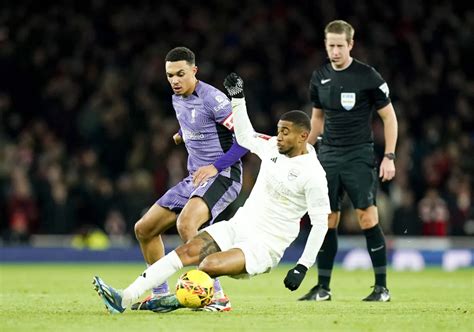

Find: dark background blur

[0,0,472,245]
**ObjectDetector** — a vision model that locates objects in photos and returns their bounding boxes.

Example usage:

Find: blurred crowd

[0,0,472,245]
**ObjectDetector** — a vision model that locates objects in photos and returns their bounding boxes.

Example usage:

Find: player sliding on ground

[93,73,331,313]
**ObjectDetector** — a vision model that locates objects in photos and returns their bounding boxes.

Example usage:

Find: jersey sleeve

[204,89,235,131]
[231,98,272,158]
[305,174,331,219]
[368,67,391,110]
[297,213,328,269]
[309,71,322,108]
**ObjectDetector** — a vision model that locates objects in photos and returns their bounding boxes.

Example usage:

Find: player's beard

[278,145,292,155]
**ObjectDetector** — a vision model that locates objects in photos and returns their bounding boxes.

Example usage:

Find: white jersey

[231,98,330,268]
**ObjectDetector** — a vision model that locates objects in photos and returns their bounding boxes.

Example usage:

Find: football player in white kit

[92,73,331,314]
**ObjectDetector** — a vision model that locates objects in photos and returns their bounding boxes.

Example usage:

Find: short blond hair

[324,20,354,43]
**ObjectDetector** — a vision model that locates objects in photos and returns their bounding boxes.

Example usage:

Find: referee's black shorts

[318,143,378,212]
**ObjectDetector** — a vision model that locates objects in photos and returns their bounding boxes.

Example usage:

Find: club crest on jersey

[288,169,300,181]
[341,93,356,110]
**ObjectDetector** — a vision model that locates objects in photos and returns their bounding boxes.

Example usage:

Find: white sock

[122,251,183,308]
[146,263,169,297]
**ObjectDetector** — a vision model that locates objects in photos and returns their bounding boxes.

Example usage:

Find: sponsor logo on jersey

[288,169,300,181]
[321,78,331,84]
[183,129,205,140]
[270,157,278,163]
[266,174,291,202]
[213,94,231,112]
[191,108,196,123]
[341,92,356,110]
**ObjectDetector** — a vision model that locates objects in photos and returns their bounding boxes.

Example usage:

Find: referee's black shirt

[310,58,391,146]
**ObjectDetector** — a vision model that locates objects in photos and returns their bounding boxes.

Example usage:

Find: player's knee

[176,217,199,242]
[134,216,164,243]
[198,256,221,277]
[358,211,378,229]
[134,219,149,242]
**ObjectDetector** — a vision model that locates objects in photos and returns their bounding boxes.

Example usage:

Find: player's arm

[370,69,397,182]
[193,142,248,189]
[377,102,398,182]
[283,213,328,291]
[212,142,248,172]
[308,107,324,145]
[223,73,270,157]
[308,72,324,145]
[284,179,330,291]
[211,95,249,173]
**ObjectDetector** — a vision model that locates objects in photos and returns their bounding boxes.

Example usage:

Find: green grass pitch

[1,264,472,331]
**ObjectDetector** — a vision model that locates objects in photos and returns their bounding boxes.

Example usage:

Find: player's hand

[284,264,308,291]
[379,158,396,182]
[173,132,183,145]
[223,73,245,98]
[192,165,218,187]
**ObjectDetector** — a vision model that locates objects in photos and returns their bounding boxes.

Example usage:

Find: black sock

[364,224,387,287]
[317,228,338,290]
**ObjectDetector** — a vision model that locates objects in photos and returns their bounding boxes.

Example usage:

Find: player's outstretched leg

[136,294,184,313]
[195,295,232,312]
[298,284,332,301]
[93,276,125,314]
[195,278,231,312]
[131,281,170,311]
[362,285,390,302]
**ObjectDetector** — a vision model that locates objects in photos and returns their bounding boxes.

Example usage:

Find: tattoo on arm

[196,232,221,262]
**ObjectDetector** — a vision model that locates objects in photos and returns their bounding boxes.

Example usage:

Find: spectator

[418,188,450,236]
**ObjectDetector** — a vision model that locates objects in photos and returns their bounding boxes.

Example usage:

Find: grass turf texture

[1,264,472,332]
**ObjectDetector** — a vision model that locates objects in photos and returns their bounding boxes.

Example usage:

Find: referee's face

[325,32,353,69]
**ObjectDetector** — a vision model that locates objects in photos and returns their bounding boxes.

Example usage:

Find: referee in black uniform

[299,20,398,302]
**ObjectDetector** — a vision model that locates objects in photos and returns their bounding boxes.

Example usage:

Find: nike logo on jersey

[293,270,300,274]
[370,245,384,252]
[270,157,278,163]
[321,78,331,84]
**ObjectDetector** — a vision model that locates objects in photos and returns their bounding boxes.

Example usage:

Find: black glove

[284,264,308,291]
[223,72,245,98]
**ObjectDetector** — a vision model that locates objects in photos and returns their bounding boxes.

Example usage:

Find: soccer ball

[175,270,214,308]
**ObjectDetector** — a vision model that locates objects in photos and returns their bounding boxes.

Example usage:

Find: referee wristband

[384,152,396,160]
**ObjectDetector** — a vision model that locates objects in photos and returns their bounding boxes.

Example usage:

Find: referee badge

[341,93,356,110]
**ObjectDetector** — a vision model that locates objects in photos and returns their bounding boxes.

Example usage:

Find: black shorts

[318,143,378,211]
